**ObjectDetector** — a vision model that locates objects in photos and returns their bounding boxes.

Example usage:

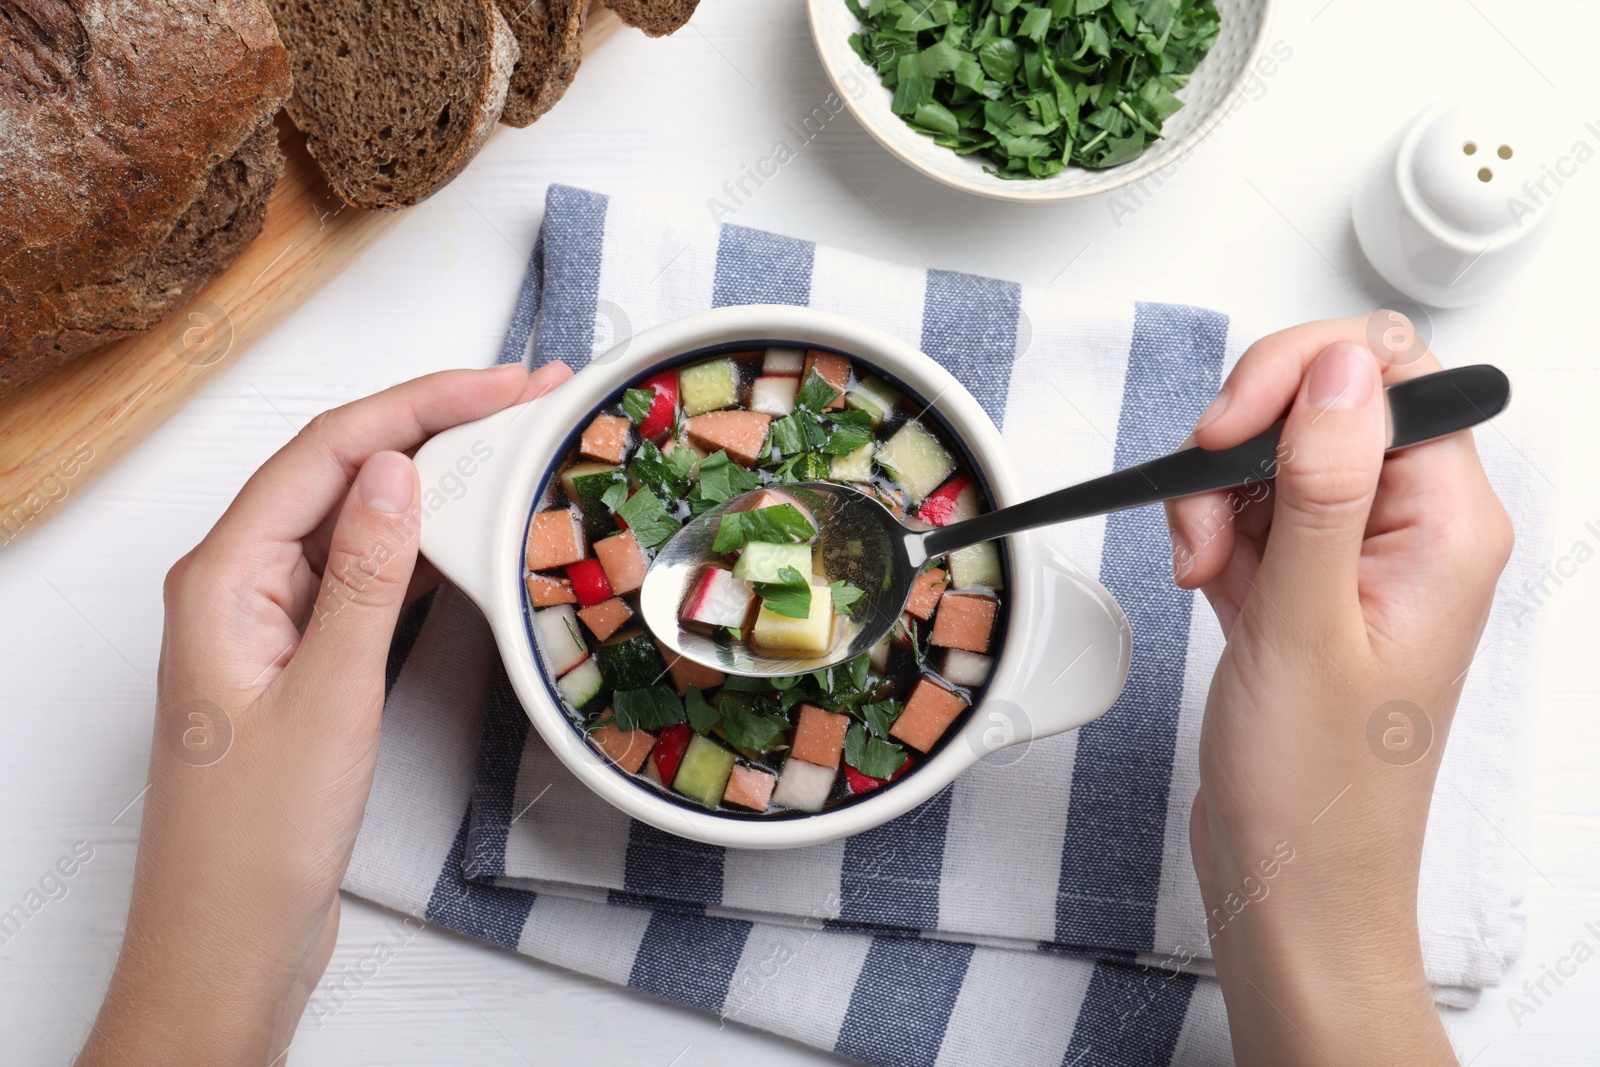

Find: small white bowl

[807,0,1274,202]
[414,306,1130,849]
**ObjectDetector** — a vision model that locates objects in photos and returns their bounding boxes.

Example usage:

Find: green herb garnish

[796,369,842,413]
[829,580,866,616]
[861,699,902,738]
[685,684,720,734]
[844,722,908,779]
[769,409,829,455]
[821,409,874,456]
[621,387,657,424]
[711,504,816,554]
[614,485,682,549]
[718,694,791,751]
[846,0,1220,178]
[752,565,813,619]
[629,440,692,502]
[612,685,686,731]
[689,450,763,515]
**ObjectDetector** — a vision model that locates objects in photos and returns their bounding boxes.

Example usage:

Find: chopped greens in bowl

[846,0,1221,178]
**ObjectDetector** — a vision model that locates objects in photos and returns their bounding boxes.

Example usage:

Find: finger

[284,451,422,698]
[1193,315,1443,452]
[1167,488,1237,587]
[211,364,550,555]
[1252,342,1387,629]
[519,359,574,402]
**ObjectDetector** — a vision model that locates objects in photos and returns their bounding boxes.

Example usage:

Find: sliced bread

[0,0,292,395]
[496,0,590,127]
[269,0,520,210]
[604,0,698,36]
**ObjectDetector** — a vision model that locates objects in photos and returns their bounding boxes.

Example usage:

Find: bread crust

[0,0,293,394]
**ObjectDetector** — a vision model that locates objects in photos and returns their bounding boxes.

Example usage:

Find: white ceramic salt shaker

[1353,98,1563,308]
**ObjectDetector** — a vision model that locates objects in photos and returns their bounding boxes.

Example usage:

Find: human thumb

[289,450,421,697]
[1253,342,1386,630]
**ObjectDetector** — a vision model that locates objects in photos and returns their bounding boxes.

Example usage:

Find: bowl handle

[978,539,1132,748]
[413,401,543,609]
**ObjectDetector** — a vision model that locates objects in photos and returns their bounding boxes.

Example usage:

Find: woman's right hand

[1165,317,1513,1066]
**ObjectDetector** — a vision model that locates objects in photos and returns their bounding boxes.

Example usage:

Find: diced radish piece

[750,376,799,416]
[535,604,588,675]
[916,474,981,527]
[686,410,771,467]
[681,566,755,630]
[589,721,654,774]
[566,558,613,608]
[772,756,836,813]
[637,370,679,441]
[763,346,805,375]
[577,597,633,642]
[723,764,778,812]
[556,657,603,708]
[525,508,585,571]
[843,764,885,795]
[801,350,850,410]
[948,541,1004,591]
[941,648,994,687]
[524,572,576,607]
[593,530,647,596]
[928,592,997,653]
[791,704,849,768]
[580,413,631,465]
[905,567,948,621]
[651,723,693,784]
[890,678,968,752]
[679,358,739,415]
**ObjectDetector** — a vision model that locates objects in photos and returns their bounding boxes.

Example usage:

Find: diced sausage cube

[905,567,948,621]
[524,572,576,607]
[593,530,647,596]
[723,764,778,812]
[526,508,585,571]
[577,597,634,642]
[686,410,772,467]
[928,592,997,653]
[802,349,850,410]
[588,720,654,774]
[890,678,969,753]
[790,704,849,769]
[580,413,632,465]
[654,639,728,695]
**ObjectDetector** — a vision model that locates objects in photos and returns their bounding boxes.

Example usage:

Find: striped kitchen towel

[341,184,1551,1066]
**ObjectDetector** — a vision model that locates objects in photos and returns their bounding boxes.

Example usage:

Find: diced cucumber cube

[593,631,664,691]
[948,542,1004,590]
[556,657,605,710]
[829,442,874,482]
[673,734,737,808]
[562,462,623,538]
[844,376,901,426]
[731,542,814,584]
[678,359,739,416]
[876,420,955,504]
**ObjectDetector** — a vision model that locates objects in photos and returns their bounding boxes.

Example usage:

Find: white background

[2,0,1596,1063]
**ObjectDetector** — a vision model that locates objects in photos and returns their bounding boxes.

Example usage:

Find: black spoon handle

[919,364,1511,559]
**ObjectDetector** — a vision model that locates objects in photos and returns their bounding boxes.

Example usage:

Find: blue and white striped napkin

[342,184,1549,1066]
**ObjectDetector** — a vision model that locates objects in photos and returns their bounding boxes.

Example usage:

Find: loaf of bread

[497,0,589,128]
[0,0,292,396]
[604,0,699,37]
[268,0,520,210]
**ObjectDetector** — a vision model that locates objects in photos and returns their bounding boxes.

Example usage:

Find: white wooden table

[3,0,1596,1063]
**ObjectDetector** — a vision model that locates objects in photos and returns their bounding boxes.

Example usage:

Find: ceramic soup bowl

[414,304,1130,849]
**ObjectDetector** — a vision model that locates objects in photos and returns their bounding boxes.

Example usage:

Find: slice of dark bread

[604,0,698,37]
[496,0,588,127]
[271,0,520,210]
[0,0,292,396]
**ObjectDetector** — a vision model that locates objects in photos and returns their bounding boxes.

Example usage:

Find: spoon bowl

[640,482,917,678]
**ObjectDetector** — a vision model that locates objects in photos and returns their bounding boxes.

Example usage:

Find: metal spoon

[640,364,1510,677]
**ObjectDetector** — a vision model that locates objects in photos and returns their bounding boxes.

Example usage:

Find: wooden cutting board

[0,8,622,549]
